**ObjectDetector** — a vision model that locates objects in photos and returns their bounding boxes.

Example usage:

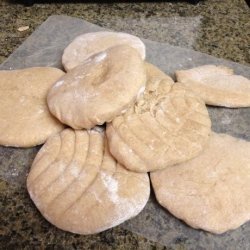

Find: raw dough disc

[27,128,150,235]
[107,63,211,172]
[175,64,250,107]
[0,67,65,147]
[62,31,145,71]
[48,45,146,129]
[151,132,250,234]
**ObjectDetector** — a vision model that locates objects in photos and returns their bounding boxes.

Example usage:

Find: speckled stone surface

[0,0,249,65]
[0,1,250,249]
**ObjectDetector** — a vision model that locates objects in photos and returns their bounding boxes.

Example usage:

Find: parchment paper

[1,15,250,249]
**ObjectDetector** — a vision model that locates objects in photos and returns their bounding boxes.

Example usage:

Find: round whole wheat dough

[27,128,150,235]
[62,31,146,71]
[175,64,250,107]
[0,67,65,147]
[151,132,250,234]
[106,63,211,172]
[48,45,146,129]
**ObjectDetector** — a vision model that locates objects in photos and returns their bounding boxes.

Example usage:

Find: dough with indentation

[27,128,150,235]
[151,132,250,234]
[0,67,65,147]
[176,64,250,107]
[48,45,146,129]
[107,63,211,172]
[62,31,145,71]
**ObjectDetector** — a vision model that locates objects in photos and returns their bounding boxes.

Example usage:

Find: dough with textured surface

[27,128,150,235]
[176,64,250,107]
[151,132,250,234]
[62,31,145,71]
[0,67,65,147]
[48,45,146,129]
[107,63,211,172]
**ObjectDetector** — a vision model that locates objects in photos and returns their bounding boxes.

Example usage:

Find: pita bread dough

[107,63,211,172]
[48,45,146,129]
[151,132,250,234]
[176,64,250,107]
[62,31,145,71]
[27,128,150,235]
[0,67,65,147]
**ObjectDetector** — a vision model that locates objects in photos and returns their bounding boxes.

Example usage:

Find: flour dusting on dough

[137,86,145,100]
[70,164,80,178]
[95,52,107,63]
[53,80,64,88]
[121,108,128,114]
[101,171,119,203]
[99,170,148,230]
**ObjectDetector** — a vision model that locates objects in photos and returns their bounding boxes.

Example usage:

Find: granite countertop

[0,0,250,249]
[1,0,249,65]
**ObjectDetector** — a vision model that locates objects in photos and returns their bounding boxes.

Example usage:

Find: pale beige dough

[48,45,146,129]
[62,31,146,71]
[151,132,250,234]
[176,64,250,107]
[0,67,65,147]
[27,128,150,235]
[106,63,211,172]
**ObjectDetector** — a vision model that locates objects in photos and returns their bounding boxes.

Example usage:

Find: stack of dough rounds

[0,67,65,147]
[1,31,244,235]
[48,45,146,129]
[62,31,146,71]
[106,63,211,172]
[27,128,150,235]
[176,64,250,107]
[151,132,250,234]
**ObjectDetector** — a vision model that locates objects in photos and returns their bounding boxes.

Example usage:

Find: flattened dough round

[0,67,65,147]
[27,128,150,235]
[151,132,250,234]
[62,31,145,71]
[107,63,211,172]
[48,45,146,129]
[176,64,250,107]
